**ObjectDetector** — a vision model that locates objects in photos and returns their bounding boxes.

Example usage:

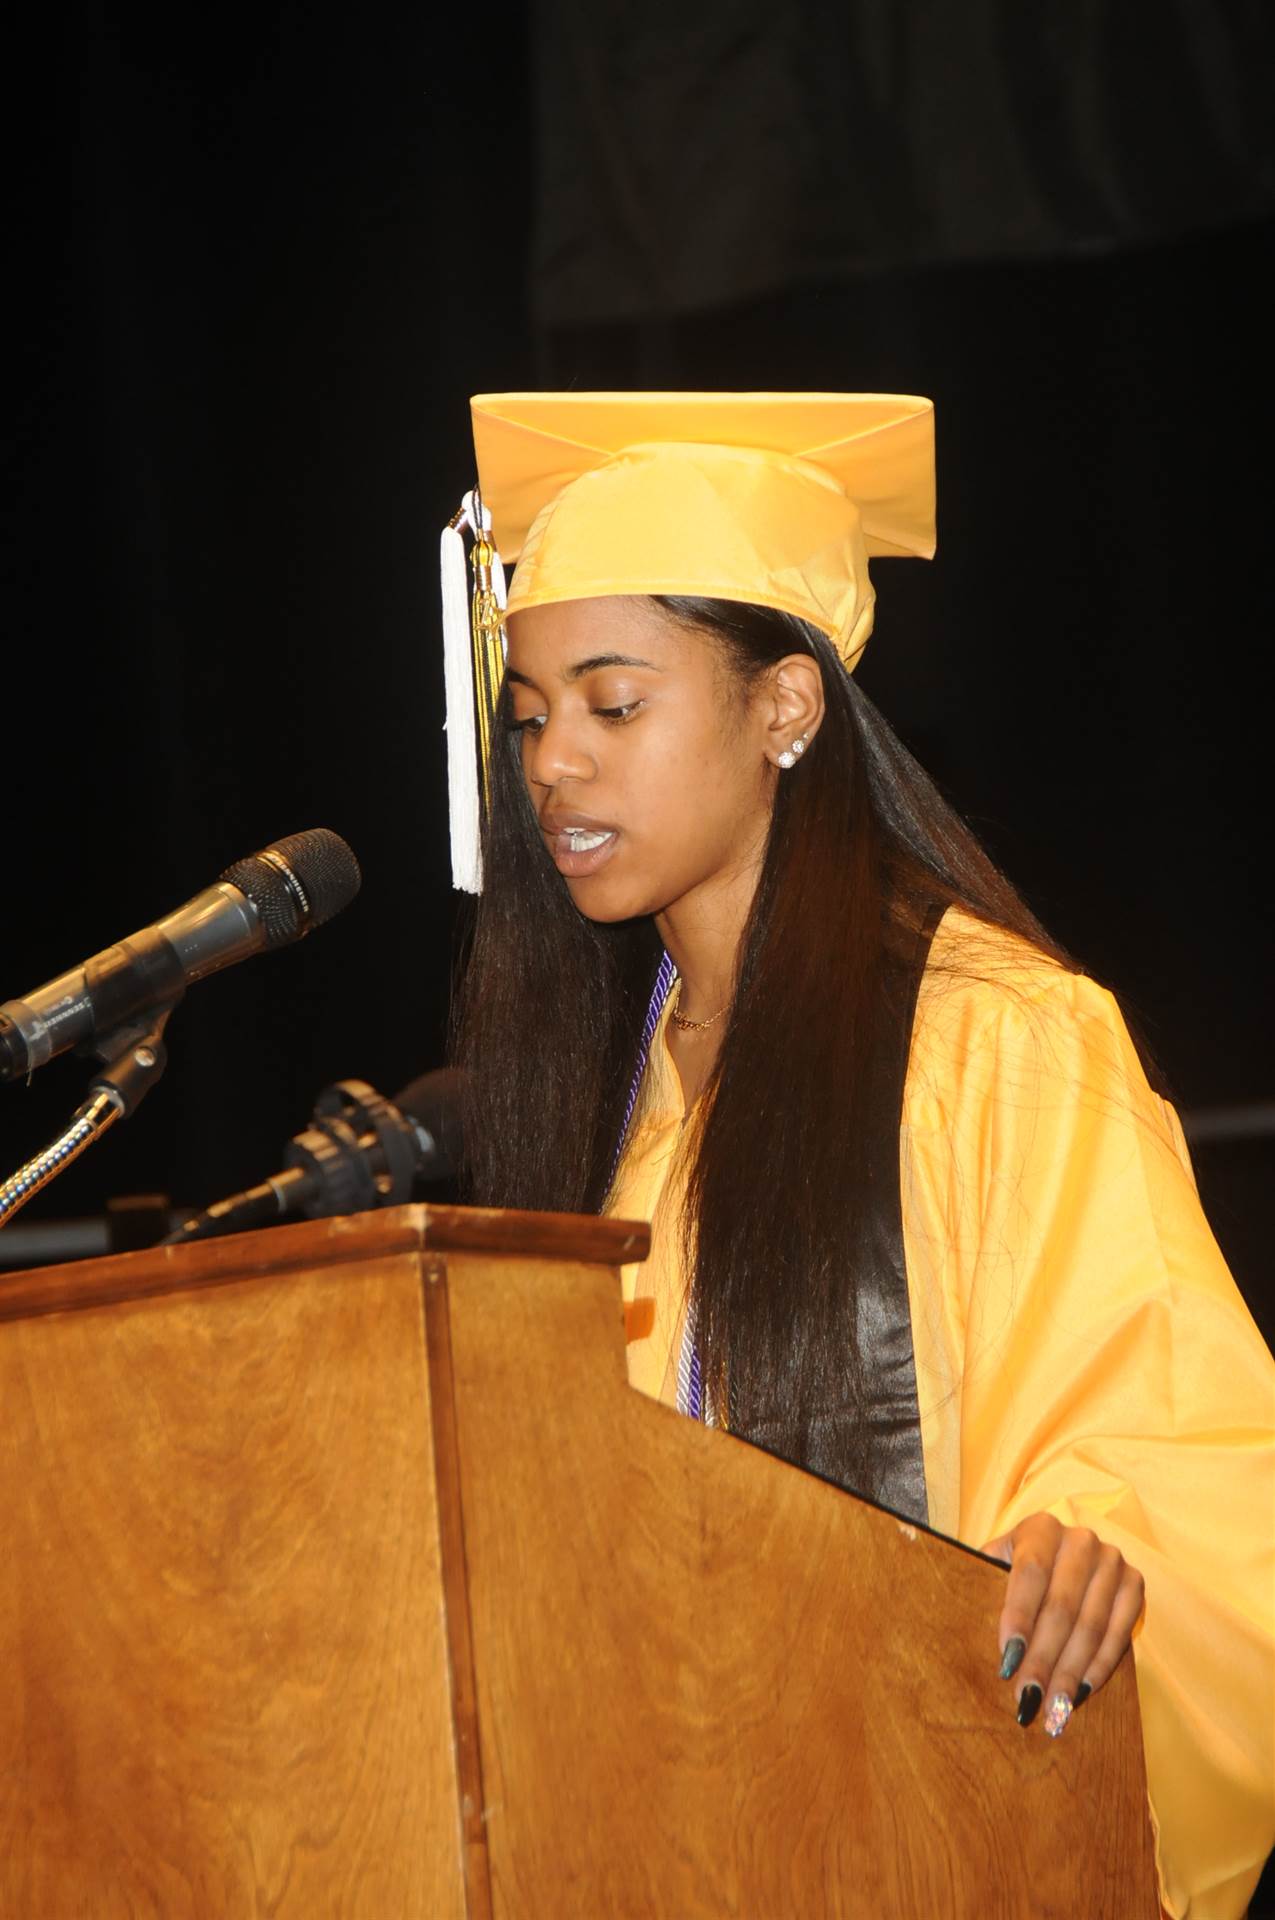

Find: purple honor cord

[607,952,705,1423]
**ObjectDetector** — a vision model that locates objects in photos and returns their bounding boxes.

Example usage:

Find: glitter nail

[1043,1692,1073,1738]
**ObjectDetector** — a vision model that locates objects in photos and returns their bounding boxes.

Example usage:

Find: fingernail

[1016,1683,1042,1727]
[1043,1692,1073,1738]
[999,1635,1026,1681]
[1074,1681,1091,1708]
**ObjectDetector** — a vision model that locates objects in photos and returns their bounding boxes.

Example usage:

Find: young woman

[447,392,1274,1920]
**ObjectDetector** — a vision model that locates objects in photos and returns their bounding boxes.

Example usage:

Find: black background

[2,6,1272,1907]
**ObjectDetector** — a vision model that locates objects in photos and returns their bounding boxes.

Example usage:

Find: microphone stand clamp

[0,1002,177,1230]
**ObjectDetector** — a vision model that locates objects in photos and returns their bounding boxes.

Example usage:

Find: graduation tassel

[469,498,506,816]
[490,547,509,613]
[440,490,509,894]
[441,503,482,893]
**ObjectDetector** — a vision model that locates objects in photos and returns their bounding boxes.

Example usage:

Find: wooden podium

[0,1205,1158,1917]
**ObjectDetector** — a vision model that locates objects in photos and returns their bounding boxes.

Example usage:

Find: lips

[541,810,621,879]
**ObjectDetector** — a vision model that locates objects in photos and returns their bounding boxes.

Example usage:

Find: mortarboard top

[469,391,936,673]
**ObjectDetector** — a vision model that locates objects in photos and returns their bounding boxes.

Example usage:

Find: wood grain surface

[0,1204,650,1329]
[422,1259,495,1920]
[442,1248,1159,1920]
[0,1250,465,1918]
[0,1210,1159,1917]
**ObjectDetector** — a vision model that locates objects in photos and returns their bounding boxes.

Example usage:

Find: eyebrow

[504,652,666,689]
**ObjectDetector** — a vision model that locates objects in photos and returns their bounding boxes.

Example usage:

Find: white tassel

[441,512,482,893]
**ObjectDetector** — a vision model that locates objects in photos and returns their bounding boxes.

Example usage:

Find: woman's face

[503,596,777,925]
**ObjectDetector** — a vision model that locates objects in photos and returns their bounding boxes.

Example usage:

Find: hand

[980,1512,1146,1737]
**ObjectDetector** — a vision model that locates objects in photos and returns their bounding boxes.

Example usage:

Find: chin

[563,875,656,926]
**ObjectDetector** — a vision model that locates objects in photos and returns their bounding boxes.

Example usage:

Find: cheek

[629,724,762,861]
[627,723,700,798]
[677,714,761,807]
[558,729,766,921]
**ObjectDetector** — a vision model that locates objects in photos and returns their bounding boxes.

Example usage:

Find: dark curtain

[532,0,1275,322]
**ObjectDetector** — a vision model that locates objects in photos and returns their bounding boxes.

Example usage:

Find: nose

[525,711,596,791]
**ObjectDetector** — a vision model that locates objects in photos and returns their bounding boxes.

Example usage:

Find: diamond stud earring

[777,733,808,770]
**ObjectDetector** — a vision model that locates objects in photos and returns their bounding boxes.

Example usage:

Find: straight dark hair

[450,597,1172,1501]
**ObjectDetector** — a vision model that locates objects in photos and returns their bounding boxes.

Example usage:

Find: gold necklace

[669,980,730,1033]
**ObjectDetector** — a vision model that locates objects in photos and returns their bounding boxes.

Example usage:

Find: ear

[759,652,826,769]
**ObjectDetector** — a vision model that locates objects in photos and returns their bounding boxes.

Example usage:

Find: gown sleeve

[927,963,1275,1920]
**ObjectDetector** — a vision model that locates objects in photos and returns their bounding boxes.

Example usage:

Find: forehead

[504,595,694,674]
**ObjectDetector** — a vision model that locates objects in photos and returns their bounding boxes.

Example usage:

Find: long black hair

[450,597,1172,1500]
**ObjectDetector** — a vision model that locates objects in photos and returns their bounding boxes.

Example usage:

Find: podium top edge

[0,1203,651,1327]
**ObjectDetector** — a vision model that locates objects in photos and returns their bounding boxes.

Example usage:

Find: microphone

[163,1070,462,1244]
[0,829,361,1083]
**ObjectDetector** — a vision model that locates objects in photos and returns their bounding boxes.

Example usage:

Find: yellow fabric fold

[469,391,936,672]
[608,905,1275,1919]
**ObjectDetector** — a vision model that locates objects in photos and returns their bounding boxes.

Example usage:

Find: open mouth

[548,826,620,877]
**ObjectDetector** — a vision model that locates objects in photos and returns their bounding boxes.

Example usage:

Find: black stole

[733,898,946,1526]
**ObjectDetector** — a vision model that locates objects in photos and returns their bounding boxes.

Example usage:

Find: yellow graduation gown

[607,905,1275,1920]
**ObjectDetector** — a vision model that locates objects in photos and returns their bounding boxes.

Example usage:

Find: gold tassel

[469,490,506,814]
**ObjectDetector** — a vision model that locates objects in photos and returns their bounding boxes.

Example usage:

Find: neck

[654,845,763,1021]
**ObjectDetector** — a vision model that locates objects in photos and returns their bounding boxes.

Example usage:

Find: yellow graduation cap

[441,391,936,890]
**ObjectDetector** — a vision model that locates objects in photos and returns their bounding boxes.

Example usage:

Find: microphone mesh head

[220,829,362,948]
[268,829,363,926]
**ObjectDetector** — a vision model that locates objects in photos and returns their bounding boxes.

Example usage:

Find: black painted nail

[1016,1683,1042,1728]
[999,1636,1026,1681]
[1074,1681,1091,1708]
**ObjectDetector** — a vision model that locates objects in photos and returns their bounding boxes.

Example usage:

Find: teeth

[563,829,611,851]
